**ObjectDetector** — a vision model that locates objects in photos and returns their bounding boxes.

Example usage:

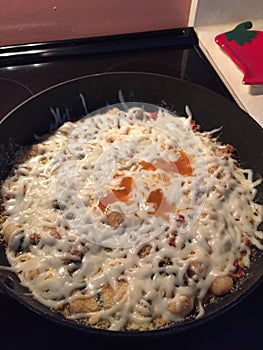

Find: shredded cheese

[1,107,262,331]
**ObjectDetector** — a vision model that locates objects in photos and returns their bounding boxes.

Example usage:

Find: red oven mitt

[215,21,263,85]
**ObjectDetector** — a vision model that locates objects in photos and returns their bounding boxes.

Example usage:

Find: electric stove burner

[0,78,33,117]
[105,58,187,79]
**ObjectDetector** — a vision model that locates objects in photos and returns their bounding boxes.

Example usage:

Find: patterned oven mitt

[215,21,263,85]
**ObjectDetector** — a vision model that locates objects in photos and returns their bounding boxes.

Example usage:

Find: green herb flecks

[95,292,104,309]
[52,199,67,211]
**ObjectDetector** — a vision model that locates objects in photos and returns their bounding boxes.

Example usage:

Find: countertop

[195,19,263,128]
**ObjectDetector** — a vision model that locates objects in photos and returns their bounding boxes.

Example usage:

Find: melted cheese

[1,107,262,331]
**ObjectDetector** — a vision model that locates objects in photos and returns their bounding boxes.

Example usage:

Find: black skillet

[0,72,262,337]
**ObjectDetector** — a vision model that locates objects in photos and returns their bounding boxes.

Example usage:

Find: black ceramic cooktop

[0,28,262,350]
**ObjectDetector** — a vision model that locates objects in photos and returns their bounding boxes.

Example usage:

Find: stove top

[0,28,233,121]
[0,28,262,350]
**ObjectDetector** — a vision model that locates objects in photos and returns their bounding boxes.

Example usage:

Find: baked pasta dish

[0,106,262,331]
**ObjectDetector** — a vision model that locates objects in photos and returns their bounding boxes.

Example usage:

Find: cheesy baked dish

[0,106,262,331]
